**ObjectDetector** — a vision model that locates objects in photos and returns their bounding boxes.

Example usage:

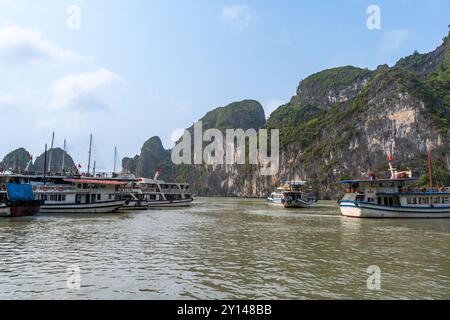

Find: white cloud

[264,99,283,118]
[0,26,84,66]
[379,29,414,56]
[222,4,257,31]
[50,68,119,112]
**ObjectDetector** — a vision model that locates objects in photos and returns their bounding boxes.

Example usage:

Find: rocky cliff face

[1,147,77,174]
[123,31,450,199]
[123,136,172,180]
[0,148,31,172]
[31,148,77,174]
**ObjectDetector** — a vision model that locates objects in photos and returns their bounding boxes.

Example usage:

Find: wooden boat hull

[268,198,317,209]
[147,198,193,208]
[339,201,450,218]
[121,200,149,210]
[40,200,125,214]
[0,201,41,217]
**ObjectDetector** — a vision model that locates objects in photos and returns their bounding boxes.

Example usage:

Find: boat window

[356,195,365,202]
[377,198,382,205]
[97,194,101,201]
[388,198,393,206]
[444,197,450,204]
[433,197,441,204]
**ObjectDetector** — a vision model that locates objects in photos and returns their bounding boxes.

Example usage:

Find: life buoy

[58,186,64,191]
[43,187,48,191]
[136,201,142,207]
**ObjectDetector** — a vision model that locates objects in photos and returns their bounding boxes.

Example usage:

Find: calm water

[0,198,449,300]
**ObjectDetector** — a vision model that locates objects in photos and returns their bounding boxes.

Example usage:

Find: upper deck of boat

[339,178,418,184]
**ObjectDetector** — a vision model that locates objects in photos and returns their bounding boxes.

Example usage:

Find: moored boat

[0,175,42,217]
[268,181,317,208]
[31,176,126,214]
[137,178,194,208]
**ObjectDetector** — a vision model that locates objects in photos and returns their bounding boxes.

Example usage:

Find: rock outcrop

[123,31,450,199]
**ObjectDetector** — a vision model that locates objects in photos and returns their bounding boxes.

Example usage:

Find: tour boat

[0,174,42,217]
[31,176,126,214]
[119,181,149,210]
[338,157,450,218]
[267,181,317,208]
[136,178,193,208]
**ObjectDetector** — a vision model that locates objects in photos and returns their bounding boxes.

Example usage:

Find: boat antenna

[113,146,117,174]
[48,131,55,174]
[87,133,92,176]
[427,143,433,188]
[43,143,48,185]
[61,138,66,174]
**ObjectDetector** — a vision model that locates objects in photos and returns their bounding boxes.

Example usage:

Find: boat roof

[137,178,190,185]
[63,178,127,185]
[285,181,309,184]
[339,178,418,184]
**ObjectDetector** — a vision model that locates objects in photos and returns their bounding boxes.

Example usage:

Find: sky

[0,0,449,171]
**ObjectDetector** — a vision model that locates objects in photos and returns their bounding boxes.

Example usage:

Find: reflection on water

[0,198,449,299]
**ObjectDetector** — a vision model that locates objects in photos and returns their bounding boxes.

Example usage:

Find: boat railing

[397,187,450,194]
[34,185,76,192]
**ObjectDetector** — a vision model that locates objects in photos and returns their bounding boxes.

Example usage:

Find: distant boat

[0,174,42,217]
[268,181,317,208]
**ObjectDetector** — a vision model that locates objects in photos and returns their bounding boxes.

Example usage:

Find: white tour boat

[136,178,193,208]
[338,161,450,219]
[267,181,317,208]
[31,176,126,214]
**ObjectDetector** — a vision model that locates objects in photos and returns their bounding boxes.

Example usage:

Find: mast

[43,144,48,185]
[113,146,117,174]
[61,138,66,173]
[428,144,433,188]
[93,160,96,177]
[87,134,92,176]
[48,131,55,173]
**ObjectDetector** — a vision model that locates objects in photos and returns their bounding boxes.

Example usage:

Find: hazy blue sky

[0,0,449,171]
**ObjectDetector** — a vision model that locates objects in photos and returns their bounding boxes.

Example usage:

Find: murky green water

[0,198,449,300]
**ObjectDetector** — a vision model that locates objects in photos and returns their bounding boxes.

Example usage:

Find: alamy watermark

[366,5,381,30]
[67,5,81,30]
[171,121,280,176]
[66,265,81,290]
[367,265,381,290]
